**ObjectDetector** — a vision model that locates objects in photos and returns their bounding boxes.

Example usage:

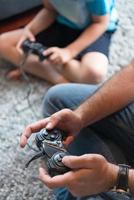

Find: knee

[81,53,108,84]
[0,33,8,46]
[86,65,108,84]
[0,33,11,54]
[0,34,6,52]
[42,84,67,117]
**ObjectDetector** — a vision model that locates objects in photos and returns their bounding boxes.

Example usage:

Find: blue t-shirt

[49,0,118,31]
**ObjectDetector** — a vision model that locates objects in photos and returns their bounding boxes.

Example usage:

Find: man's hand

[39,154,119,197]
[43,47,73,66]
[20,108,83,148]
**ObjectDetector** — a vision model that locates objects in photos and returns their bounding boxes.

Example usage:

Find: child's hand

[16,27,35,54]
[43,47,73,65]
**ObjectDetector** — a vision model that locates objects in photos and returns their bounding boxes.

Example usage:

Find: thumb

[16,36,27,51]
[28,32,35,42]
[62,154,99,169]
[46,113,60,129]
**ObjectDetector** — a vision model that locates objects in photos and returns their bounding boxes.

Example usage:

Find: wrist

[24,25,33,33]
[107,163,119,190]
[128,169,134,195]
[74,110,85,130]
[66,45,80,58]
[74,106,93,128]
[25,25,37,36]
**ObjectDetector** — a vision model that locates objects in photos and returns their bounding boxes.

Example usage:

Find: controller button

[50,134,56,140]
[53,130,59,137]
[57,141,61,144]
[42,129,48,136]
[54,154,64,166]
[59,154,64,158]
[54,129,58,133]
[57,155,62,162]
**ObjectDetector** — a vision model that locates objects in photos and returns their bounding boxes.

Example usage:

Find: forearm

[129,169,134,195]
[75,61,134,127]
[25,8,57,35]
[67,22,108,57]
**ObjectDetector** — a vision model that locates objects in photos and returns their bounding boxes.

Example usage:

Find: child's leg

[81,52,108,83]
[0,29,69,84]
[0,29,24,64]
[0,29,23,79]
[60,32,113,84]
[61,52,108,84]
[22,56,69,84]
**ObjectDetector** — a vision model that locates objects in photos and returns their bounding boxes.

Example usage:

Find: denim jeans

[42,83,134,200]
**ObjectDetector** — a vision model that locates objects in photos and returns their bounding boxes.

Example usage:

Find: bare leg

[22,56,69,84]
[0,30,23,80]
[0,30,108,84]
[0,29,69,84]
[0,30,25,64]
[62,52,108,84]
[6,58,69,83]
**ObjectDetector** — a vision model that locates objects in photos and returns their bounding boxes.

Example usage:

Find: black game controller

[25,128,70,177]
[21,39,48,61]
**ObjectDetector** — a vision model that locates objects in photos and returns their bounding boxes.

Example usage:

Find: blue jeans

[42,83,134,200]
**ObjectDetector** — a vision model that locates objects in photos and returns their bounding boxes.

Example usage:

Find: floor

[0,6,42,34]
[0,0,134,200]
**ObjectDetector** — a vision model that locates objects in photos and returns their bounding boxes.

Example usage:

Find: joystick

[21,39,48,61]
[25,128,70,176]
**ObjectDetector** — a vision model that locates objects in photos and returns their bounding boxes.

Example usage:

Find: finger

[16,38,25,54]
[16,33,35,51]
[51,58,62,66]
[63,135,75,146]
[39,167,71,189]
[49,52,59,61]
[43,47,56,56]
[62,154,102,169]
[28,32,35,42]
[45,113,61,129]
[20,118,50,148]
[16,36,26,48]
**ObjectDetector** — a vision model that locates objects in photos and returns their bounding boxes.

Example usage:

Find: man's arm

[20,60,134,148]
[25,0,57,35]
[75,60,134,127]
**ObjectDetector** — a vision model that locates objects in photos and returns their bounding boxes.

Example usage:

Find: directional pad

[53,152,65,167]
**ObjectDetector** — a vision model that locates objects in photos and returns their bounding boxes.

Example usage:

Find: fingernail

[46,123,53,129]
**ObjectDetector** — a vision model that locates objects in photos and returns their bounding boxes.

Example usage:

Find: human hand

[20,108,83,148]
[39,154,118,197]
[43,47,73,66]
[16,27,35,54]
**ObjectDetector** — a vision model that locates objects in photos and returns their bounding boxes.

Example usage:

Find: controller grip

[21,39,48,61]
[47,152,70,177]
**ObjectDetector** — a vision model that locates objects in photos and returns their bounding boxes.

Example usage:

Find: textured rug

[0,0,134,200]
